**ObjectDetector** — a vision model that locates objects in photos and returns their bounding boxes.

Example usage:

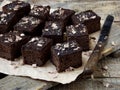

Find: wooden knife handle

[84,15,114,75]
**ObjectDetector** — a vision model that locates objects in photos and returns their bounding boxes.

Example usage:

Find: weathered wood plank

[93,56,120,78]
[49,78,120,90]
[0,76,56,90]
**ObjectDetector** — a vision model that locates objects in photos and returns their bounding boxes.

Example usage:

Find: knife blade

[84,15,114,75]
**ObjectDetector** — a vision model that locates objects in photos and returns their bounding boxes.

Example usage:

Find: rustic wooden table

[1,0,120,90]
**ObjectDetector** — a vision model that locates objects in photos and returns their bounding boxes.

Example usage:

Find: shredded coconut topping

[54,41,81,56]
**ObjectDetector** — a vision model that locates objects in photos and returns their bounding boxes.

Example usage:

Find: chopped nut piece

[111,41,116,46]
[32,64,37,68]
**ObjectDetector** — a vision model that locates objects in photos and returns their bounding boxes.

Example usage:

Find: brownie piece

[49,8,75,25]
[0,31,31,60]
[14,16,44,36]
[22,37,52,66]
[2,1,30,19]
[29,5,50,21]
[66,24,89,51]
[72,10,101,34]
[0,12,18,34]
[51,41,82,72]
[42,21,64,44]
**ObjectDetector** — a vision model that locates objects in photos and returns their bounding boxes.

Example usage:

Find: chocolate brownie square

[49,8,75,25]
[66,24,89,51]
[0,12,18,34]
[42,21,64,44]
[14,16,44,36]
[0,31,31,60]
[2,1,30,19]
[51,41,82,72]
[29,5,50,21]
[22,37,52,66]
[72,10,101,34]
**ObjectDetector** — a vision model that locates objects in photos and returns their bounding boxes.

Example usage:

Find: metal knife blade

[84,15,114,75]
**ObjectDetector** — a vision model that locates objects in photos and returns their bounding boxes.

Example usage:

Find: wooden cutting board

[1,0,120,90]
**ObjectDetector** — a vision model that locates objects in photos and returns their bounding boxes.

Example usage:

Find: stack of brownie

[66,24,89,51]
[0,1,31,60]
[0,12,17,33]
[14,5,51,36]
[0,31,31,60]
[0,0,101,73]
[51,41,82,72]
[14,16,44,36]
[0,1,30,34]
[72,10,101,34]
[42,21,64,44]
[49,8,75,25]
[29,5,50,21]
[22,37,52,66]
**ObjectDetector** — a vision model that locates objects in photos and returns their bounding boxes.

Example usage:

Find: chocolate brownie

[42,21,64,44]
[22,37,52,66]
[0,12,18,34]
[66,24,89,51]
[2,1,30,19]
[49,8,75,25]
[51,41,82,72]
[72,10,101,34]
[0,31,31,60]
[29,5,50,21]
[14,16,44,36]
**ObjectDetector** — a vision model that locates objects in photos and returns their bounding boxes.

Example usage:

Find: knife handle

[99,15,114,42]
[84,15,114,75]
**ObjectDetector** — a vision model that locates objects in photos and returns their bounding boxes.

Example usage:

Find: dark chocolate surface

[23,37,51,51]
[42,21,64,35]
[50,8,75,21]
[72,10,101,34]
[22,37,52,66]
[29,5,50,20]
[0,31,30,60]
[0,12,17,33]
[2,1,30,12]
[14,16,42,33]
[73,10,98,23]
[66,24,88,36]
[0,12,14,25]
[0,31,27,44]
[52,41,82,56]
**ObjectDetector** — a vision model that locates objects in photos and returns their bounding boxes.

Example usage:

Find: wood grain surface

[1,0,120,90]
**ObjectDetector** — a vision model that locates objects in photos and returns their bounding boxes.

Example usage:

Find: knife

[84,15,114,75]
